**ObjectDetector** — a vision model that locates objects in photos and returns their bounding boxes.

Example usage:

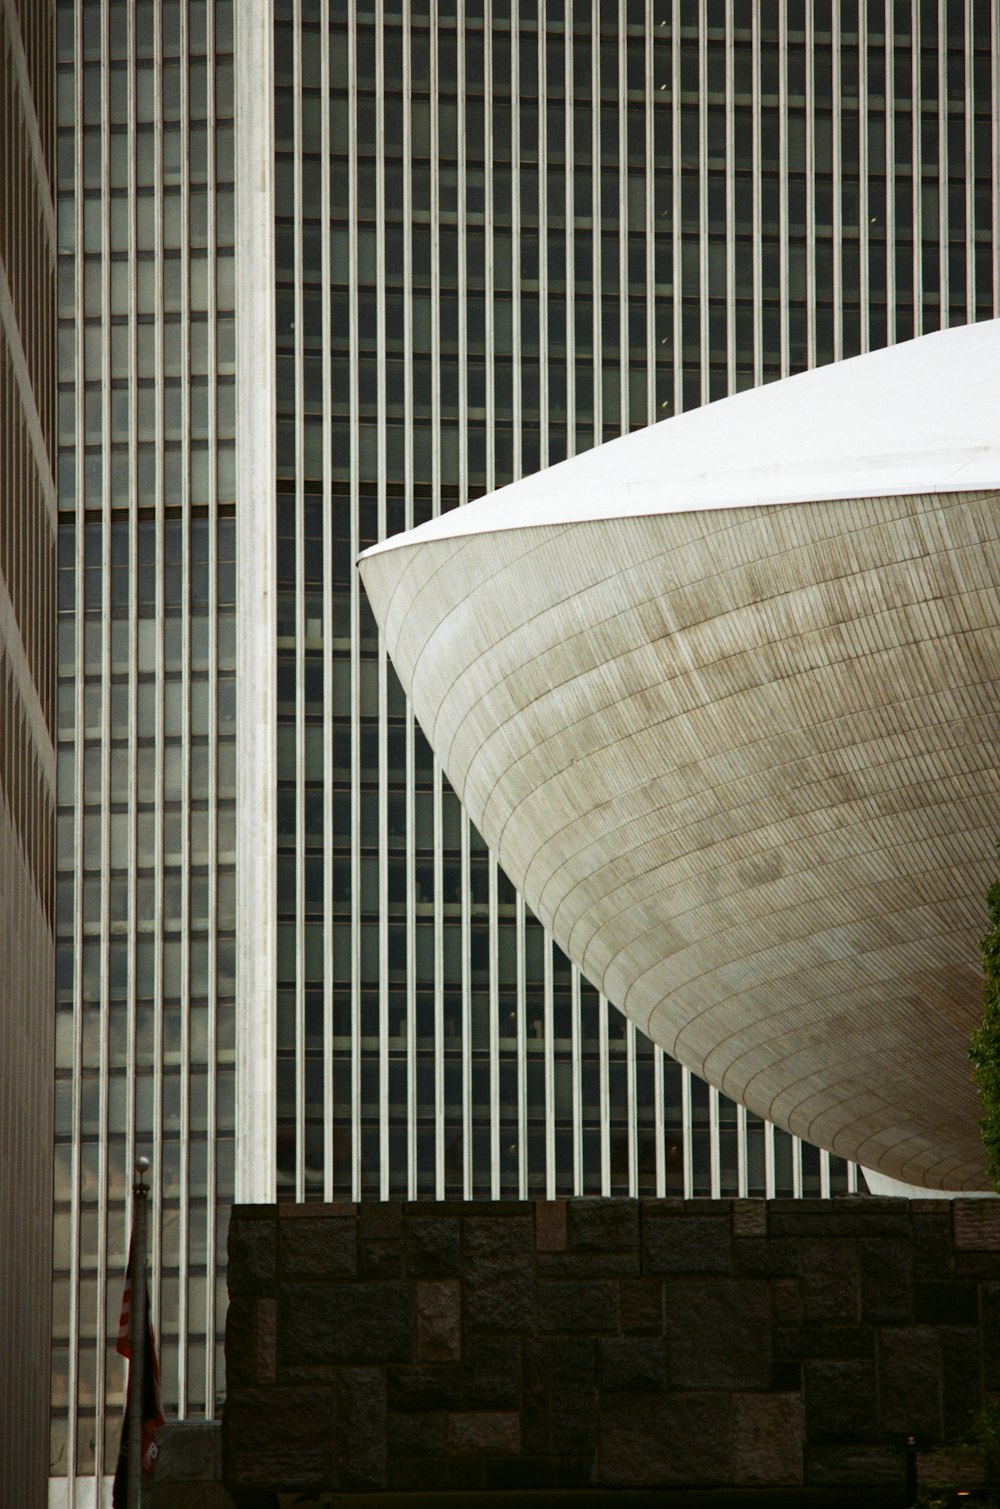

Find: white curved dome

[359,321,1000,1190]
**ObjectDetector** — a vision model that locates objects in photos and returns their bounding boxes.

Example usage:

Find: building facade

[52,0,237,1494]
[52,0,998,1501]
[0,2,56,1506]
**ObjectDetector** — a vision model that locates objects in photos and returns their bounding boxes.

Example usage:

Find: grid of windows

[52,0,236,1492]
[1,3,56,1506]
[266,0,1000,1214]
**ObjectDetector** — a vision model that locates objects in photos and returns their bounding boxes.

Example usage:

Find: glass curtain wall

[269,0,1000,1212]
[52,0,236,1493]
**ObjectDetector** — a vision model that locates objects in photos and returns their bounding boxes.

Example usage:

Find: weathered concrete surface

[223,1196,1000,1502]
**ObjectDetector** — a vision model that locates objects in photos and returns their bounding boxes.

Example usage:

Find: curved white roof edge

[361,318,1000,561]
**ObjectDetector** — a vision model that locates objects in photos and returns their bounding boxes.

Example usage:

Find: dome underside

[361,491,1000,1190]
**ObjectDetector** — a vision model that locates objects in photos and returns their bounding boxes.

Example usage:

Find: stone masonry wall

[223,1197,1000,1502]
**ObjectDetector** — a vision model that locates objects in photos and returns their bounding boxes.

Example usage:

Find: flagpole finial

[135,1155,150,1184]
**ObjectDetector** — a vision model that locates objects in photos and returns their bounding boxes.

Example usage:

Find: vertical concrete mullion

[652,1043,665,1197]
[376,0,390,1202]
[884,0,895,345]
[750,0,762,386]
[778,1,789,376]
[320,0,334,1205]
[670,0,682,409]
[234,0,278,1203]
[697,4,709,402]
[293,0,308,1207]
[515,891,527,1198]
[93,0,112,1475]
[590,0,601,443]
[402,0,417,1202]
[598,992,610,1195]
[177,0,193,1415]
[831,0,843,360]
[347,0,362,1204]
[805,0,816,367]
[857,0,869,352]
[725,0,736,392]
[570,965,583,1197]
[912,0,923,335]
[963,0,973,323]
[625,1019,638,1197]
[203,0,220,1411]
[937,0,948,325]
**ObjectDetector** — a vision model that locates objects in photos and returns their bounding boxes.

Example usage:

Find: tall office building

[0,2,56,1506]
[52,0,236,1495]
[53,1,997,1500]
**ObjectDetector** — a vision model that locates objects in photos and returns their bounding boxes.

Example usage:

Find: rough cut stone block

[535,1200,567,1252]
[521,1337,550,1455]
[406,1217,461,1277]
[859,1238,913,1324]
[446,1411,520,1455]
[537,1279,619,1333]
[665,1280,770,1388]
[732,1200,767,1237]
[386,1410,446,1459]
[357,1201,402,1239]
[599,1392,733,1487]
[256,1298,276,1383]
[279,1282,413,1366]
[800,1237,859,1322]
[151,1421,222,1482]
[953,1251,1000,1279]
[336,1367,386,1490]
[915,1280,979,1325]
[803,1359,879,1444]
[359,1238,402,1278]
[225,1385,335,1489]
[279,1218,356,1279]
[550,1337,597,1457]
[733,1393,803,1486]
[567,1197,639,1252]
[224,1298,257,1385]
[387,1364,462,1412]
[484,1456,554,1489]
[733,1236,799,1278]
[416,1280,461,1362]
[598,1337,667,1393]
[940,1326,983,1439]
[912,1211,953,1278]
[983,1282,1000,1389]
[228,1218,277,1297]
[537,1250,640,1278]
[770,1199,911,1240]
[462,1336,521,1409]
[770,1277,803,1324]
[773,1322,875,1360]
[953,1201,1000,1251]
[463,1217,535,1332]
[644,1215,731,1274]
[619,1277,663,1334]
[804,1445,903,1488]
[877,1327,942,1438]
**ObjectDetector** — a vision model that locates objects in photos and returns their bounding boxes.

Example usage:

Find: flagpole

[128,1155,149,1509]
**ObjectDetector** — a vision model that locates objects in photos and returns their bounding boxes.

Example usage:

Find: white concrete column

[235,0,277,1203]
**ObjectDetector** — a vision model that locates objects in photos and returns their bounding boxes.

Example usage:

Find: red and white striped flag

[112,1243,164,1506]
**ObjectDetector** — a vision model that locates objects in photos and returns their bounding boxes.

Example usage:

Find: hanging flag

[111,1243,165,1508]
